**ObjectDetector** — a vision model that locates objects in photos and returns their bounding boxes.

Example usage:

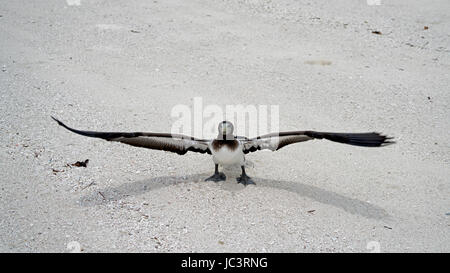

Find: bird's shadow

[79,173,389,220]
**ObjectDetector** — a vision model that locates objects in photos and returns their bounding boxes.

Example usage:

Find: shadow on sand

[79,173,389,220]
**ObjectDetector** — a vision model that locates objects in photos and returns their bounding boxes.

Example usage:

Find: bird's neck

[217,133,235,141]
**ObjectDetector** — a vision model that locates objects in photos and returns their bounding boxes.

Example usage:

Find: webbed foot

[205,172,226,182]
[236,175,255,186]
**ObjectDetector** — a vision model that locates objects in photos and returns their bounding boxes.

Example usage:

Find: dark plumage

[51,116,211,155]
[211,139,239,152]
[303,131,393,147]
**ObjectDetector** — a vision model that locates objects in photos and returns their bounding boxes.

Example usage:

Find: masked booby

[51,117,394,185]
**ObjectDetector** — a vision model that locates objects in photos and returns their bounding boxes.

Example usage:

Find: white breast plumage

[210,141,245,166]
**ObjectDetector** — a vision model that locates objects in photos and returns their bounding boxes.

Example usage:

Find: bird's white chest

[210,142,244,166]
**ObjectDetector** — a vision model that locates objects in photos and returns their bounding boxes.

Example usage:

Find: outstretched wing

[52,117,211,155]
[243,131,394,154]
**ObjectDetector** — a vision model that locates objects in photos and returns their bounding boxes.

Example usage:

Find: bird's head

[218,121,234,139]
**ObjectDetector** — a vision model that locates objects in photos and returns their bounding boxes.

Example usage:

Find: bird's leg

[236,165,255,186]
[205,164,226,182]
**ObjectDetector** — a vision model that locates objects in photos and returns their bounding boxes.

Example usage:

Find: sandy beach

[0,0,449,252]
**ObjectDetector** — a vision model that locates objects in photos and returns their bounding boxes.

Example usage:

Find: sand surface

[0,0,449,252]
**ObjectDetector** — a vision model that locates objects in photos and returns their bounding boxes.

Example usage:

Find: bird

[51,117,394,185]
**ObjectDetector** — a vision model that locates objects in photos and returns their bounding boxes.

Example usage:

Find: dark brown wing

[52,117,211,155]
[243,130,394,154]
[243,134,312,154]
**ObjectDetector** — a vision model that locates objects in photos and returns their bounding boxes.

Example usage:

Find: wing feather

[243,130,393,154]
[52,117,211,155]
[243,135,313,154]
